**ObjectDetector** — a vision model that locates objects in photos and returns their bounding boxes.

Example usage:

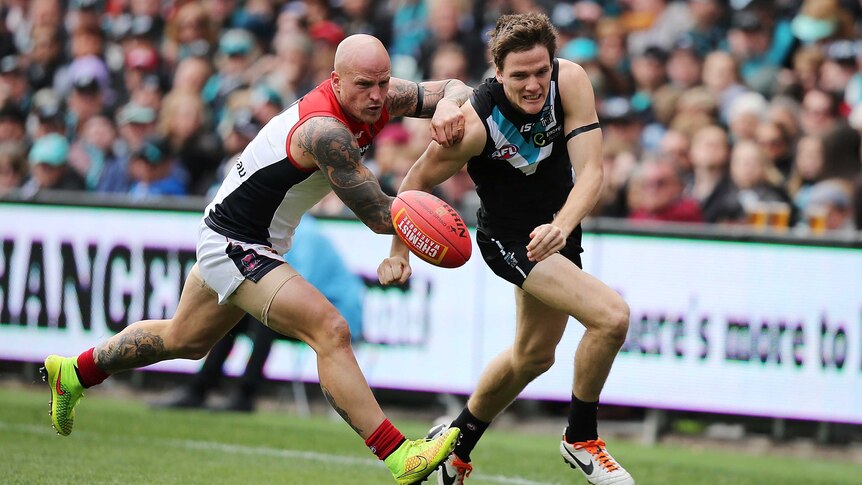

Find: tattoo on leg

[95,329,169,372]
[322,386,362,435]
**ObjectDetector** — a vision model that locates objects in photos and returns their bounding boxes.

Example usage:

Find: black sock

[565,393,598,443]
[450,407,490,462]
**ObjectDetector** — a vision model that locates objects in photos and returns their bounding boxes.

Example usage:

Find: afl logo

[491,144,519,160]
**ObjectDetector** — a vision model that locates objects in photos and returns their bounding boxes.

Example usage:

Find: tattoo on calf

[298,118,393,234]
[95,329,168,371]
[322,386,363,435]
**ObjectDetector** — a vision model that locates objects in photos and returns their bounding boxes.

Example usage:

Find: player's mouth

[523,93,543,103]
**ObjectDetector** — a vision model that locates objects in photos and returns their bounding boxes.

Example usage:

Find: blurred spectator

[755,120,794,179]
[819,40,858,105]
[689,124,734,222]
[800,88,861,180]
[628,157,703,223]
[116,102,158,156]
[711,140,792,224]
[701,51,747,123]
[22,133,86,194]
[428,43,470,83]
[68,115,123,191]
[658,129,693,186]
[787,134,826,213]
[0,141,26,195]
[666,36,702,91]
[341,0,392,46]
[0,103,26,143]
[599,96,645,154]
[372,122,412,196]
[127,135,187,199]
[160,90,223,194]
[123,45,160,98]
[726,91,768,142]
[417,0,485,81]
[790,45,825,94]
[26,26,64,92]
[254,31,314,105]
[203,28,258,119]
[623,0,694,56]
[172,56,213,94]
[726,9,782,96]
[164,1,215,65]
[307,20,345,84]
[685,0,726,58]
[249,84,283,125]
[0,56,29,112]
[790,0,855,45]
[803,179,855,233]
[28,88,65,139]
[594,18,632,97]
[65,56,111,134]
[629,46,667,111]
[766,95,803,143]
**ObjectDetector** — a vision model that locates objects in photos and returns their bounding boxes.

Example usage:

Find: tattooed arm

[296,117,394,234]
[386,77,473,147]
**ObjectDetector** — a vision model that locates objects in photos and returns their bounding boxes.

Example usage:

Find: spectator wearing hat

[0,56,29,113]
[0,141,27,195]
[22,133,86,194]
[203,29,258,120]
[308,20,345,85]
[559,38,609,97]
[116,102,159,157]
[65,56,112,135]
[160,90,223,195]
[726,9,784,96]
[803,178,856,233]
[123,46,161,99]
[667,36,703,91]
[127,136,187,199]
[249,84,283,125]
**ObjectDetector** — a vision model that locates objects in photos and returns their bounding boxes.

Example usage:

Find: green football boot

[40,355,85,436]
[385,426,460,485]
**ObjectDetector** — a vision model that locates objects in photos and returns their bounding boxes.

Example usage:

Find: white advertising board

[1,203,860,423]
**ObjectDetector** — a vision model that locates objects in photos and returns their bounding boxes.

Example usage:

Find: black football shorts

[476,229,583,288]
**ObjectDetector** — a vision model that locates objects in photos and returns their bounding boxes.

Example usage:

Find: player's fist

[377,256,412,285]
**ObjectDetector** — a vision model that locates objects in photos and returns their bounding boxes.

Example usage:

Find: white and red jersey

[204,80,390,255]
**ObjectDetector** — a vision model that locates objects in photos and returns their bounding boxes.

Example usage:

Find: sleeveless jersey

[204,80,390,254]
[467,59,574,238]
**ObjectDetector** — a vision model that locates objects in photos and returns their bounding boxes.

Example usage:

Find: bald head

[334,34,390,76]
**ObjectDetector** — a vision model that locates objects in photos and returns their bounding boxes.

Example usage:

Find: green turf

[1,385,859,484]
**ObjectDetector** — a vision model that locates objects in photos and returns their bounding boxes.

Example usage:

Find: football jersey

[204,80,390,254]
[467,59,574,238]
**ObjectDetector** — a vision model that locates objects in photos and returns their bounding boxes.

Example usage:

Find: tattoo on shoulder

[95,328,168,372]
[322,386,363,435]
[297,117,393,234]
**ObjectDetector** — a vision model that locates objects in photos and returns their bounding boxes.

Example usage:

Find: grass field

[1,385,860,485]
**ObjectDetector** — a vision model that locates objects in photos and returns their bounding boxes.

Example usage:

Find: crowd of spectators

[0,0,860,236]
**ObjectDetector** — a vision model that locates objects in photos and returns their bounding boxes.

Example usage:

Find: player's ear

[495,66,503,84]
[331,71,340,94]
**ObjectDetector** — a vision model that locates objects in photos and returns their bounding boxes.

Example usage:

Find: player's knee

[163,325,211,360]
[605,300,630,346]
[315,313,353,353]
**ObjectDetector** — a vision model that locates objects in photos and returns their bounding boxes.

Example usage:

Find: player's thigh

[522,253,626,331]
[229,262,342,345]
[169,264,247,349]
[513,286,569,359]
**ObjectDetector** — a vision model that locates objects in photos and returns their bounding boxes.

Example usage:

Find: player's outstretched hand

[526,224,566,262]
[430,98,465,147]
[378,256,412,285]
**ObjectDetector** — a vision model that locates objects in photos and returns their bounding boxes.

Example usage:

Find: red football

[391,190,472,268]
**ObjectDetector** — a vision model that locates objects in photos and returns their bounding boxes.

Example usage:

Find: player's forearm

[553,165,602,235]
[416,79,472,117]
